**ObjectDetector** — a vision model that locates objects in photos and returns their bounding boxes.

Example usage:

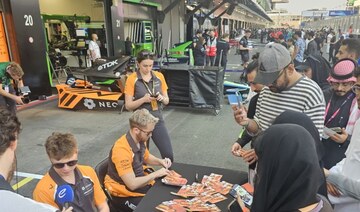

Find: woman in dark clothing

[193,37,206,66]
[329,33,336,63]
[249,125,332,212]
[307,55,331,91]
[272,110,327,197]
[296,54,331,91]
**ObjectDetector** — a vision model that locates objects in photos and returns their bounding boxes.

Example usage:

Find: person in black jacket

[125,37,133,56]
[333,36,344,64]
[239,30,252,67]
[214,33,230,70]
[239,125,332,212]
[329,32,336,64]
[193,37,206,66]
[231,58,263,178]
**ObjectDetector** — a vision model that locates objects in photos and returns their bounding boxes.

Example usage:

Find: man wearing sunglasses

[321,58,359,169]
[33,133,109,212]
[0,109,73,211]
[233,43,325,142]
[104,108,171,212]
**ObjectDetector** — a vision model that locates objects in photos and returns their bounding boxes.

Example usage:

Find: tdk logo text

[97,60,118,71]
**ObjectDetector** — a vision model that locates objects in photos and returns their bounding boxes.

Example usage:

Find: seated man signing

[105,108,171,212]
[33,133,109,212]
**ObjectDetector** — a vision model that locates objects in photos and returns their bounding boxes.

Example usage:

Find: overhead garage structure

[184,0,272,41]
[0,0,272,98]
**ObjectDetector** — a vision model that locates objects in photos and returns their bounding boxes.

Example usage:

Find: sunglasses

[139,51,155,57]
[138,128,153,136]
[52,160,78,169]
[352,84,360,94]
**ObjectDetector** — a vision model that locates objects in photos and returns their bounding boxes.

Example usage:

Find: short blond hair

[45,132,78,160]
[129,109,159,129]
[7,62,24,78]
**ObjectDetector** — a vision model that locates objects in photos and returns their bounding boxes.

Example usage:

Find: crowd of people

[231,29,360,210]
[192,28,230,69]
[2,25,360,212]
[254,27,359,66]
[191,26,350,72]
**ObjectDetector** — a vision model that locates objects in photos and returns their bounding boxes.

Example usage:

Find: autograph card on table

[162,170,188,186]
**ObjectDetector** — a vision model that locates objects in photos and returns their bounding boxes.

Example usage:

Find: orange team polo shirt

[124,70,168,98]
[104,133,152,197]
[33,165,107,209]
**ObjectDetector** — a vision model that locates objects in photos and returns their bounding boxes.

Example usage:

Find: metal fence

[303,15,360,34]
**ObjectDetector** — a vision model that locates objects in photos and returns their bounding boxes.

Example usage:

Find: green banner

[348,0,356,6]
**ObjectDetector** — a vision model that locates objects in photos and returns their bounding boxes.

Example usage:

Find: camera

[19,86,31,104]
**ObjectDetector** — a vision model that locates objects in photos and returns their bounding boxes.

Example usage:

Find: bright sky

[276,0,348,15]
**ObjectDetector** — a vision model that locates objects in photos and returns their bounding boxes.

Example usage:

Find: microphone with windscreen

[55,184,74,209]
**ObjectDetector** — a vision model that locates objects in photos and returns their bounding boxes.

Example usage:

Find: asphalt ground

[10,39,278,200]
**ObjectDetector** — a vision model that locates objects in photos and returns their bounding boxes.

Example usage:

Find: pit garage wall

[121,0,186,53]
[39,0,105,22]
[159,0,186,50]
[9,0,52,96]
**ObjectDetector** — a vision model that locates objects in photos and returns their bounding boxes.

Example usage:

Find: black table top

[135,163,248,212]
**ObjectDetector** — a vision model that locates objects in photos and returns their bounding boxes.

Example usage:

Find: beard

[269,71,290,93]
[135,132,149,143]
[335,90,347,96]
[269,84,287,93]
[7,155,16,183]
[269,78,289,93]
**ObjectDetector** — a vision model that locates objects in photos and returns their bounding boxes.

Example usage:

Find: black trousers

[111,196,143,212]
[150,118,174,161]
[110,185,151,212]
[206,56,215,66]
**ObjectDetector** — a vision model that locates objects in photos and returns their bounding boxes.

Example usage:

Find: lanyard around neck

[324,92,354,126]
[142,78,155,95]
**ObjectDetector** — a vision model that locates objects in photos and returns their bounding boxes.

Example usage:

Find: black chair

[95,157,120,212]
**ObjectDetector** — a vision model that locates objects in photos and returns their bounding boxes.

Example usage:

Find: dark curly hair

[0,108,21,155]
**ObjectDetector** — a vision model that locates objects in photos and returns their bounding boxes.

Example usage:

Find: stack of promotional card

[161,170,188,186]
[156,172,233,211]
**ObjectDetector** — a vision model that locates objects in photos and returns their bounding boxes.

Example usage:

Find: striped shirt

[254,77,325,137]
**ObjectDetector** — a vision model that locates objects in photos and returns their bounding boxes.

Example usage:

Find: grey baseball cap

[254,43,292,85]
